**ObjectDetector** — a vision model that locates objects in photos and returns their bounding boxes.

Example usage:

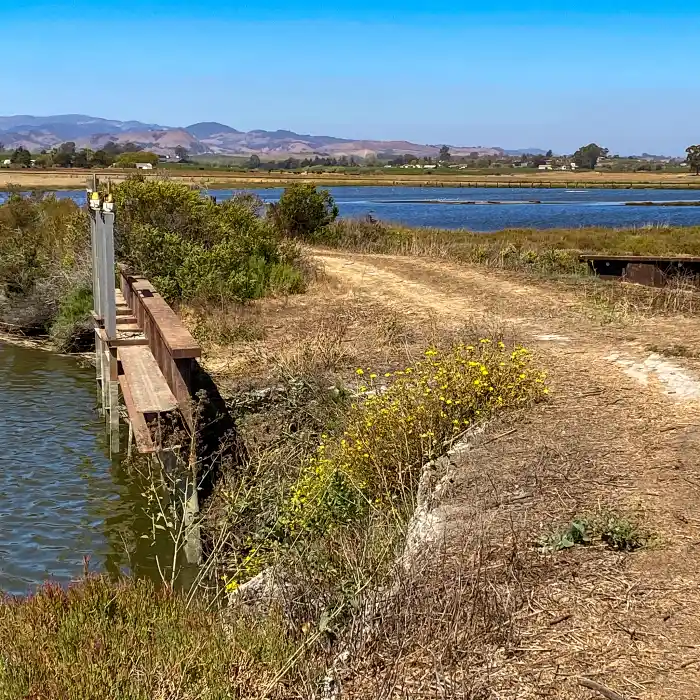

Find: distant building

[2,159,11,166]
[135,163,154,170]
[538,164,553,171]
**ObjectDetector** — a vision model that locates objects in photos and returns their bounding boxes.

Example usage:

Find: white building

[135,163,154,170]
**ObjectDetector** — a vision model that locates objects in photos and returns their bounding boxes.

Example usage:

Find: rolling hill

[0,114,510,159]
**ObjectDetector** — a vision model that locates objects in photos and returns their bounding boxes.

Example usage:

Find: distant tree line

[386,154,437,166]
[246,154,361,170]
[2,141,165,169]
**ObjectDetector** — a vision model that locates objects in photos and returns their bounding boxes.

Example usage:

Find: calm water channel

[0,341,166,596]
[241,186,700,230]
[43,186,700,231]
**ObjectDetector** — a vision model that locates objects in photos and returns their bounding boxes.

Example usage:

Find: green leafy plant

[539,512,647,554]
[538,519,593,552]
[268,183,339,240]
[50,285,94,352]
[599,513,646,552]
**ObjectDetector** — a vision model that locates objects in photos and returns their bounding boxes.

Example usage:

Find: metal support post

[88,181,120,452]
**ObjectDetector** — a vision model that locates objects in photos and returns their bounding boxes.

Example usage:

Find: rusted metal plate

[580,254,700,263]
[625,263,666,287]
[118,345,178,414]
[581,254,700,288]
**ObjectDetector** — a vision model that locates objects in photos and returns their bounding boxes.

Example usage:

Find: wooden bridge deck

[118,346,178,415]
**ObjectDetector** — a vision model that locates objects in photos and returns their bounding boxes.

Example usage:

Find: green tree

[545,149,553,158]
[268,183,339,240]
[439,145,451,162]
[248,154,261,169]
[11,147,32,167]
[573,143,608,170]
[73,149,91,168]
[34,152,54,168]
[116,151,159,168]
[686,145,700,175]
[174,145,189,162]
[54,152,73,167]
[91,149,113,167]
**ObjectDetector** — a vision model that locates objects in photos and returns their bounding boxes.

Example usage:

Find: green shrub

[600,513,646,551]
[0,194,90,332]
[113,177,308,304]
[539,512,647,553]
[268,183,339,240]
[50,285,94,352]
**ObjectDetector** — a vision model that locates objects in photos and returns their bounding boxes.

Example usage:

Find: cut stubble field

[3,167,700,191]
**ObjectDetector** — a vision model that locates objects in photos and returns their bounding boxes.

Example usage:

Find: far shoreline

[3,167,700,193]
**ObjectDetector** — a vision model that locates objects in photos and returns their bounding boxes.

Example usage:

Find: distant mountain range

[0,114,523,159]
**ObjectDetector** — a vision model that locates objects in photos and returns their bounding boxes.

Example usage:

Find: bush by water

[0,179,318,349]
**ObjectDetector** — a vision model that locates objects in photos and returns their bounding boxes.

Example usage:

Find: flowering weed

[286,340,548,534]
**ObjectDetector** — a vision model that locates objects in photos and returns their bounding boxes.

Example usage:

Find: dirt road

[318,250,700,699]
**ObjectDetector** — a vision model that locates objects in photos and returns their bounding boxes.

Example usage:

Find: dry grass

[189,293,554,696]
[324,218,700,260]
[571,276,700,321]
[5,167,700,191]
[292,250,700,698]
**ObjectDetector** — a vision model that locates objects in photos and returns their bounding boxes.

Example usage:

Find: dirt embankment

[290,252,700,698]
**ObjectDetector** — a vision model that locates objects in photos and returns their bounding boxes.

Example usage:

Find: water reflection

[0,341,171,595]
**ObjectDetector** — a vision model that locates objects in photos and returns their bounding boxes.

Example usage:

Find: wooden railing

[118,266,201,432]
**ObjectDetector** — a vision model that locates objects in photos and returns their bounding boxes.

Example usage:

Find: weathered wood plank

[127,275,201,359]
[97,327,149,348]
[118,376,157,454]
[115,322,143,333]
[118,345,178,414]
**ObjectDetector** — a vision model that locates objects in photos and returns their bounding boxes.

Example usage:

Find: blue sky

[2,1,700,154]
